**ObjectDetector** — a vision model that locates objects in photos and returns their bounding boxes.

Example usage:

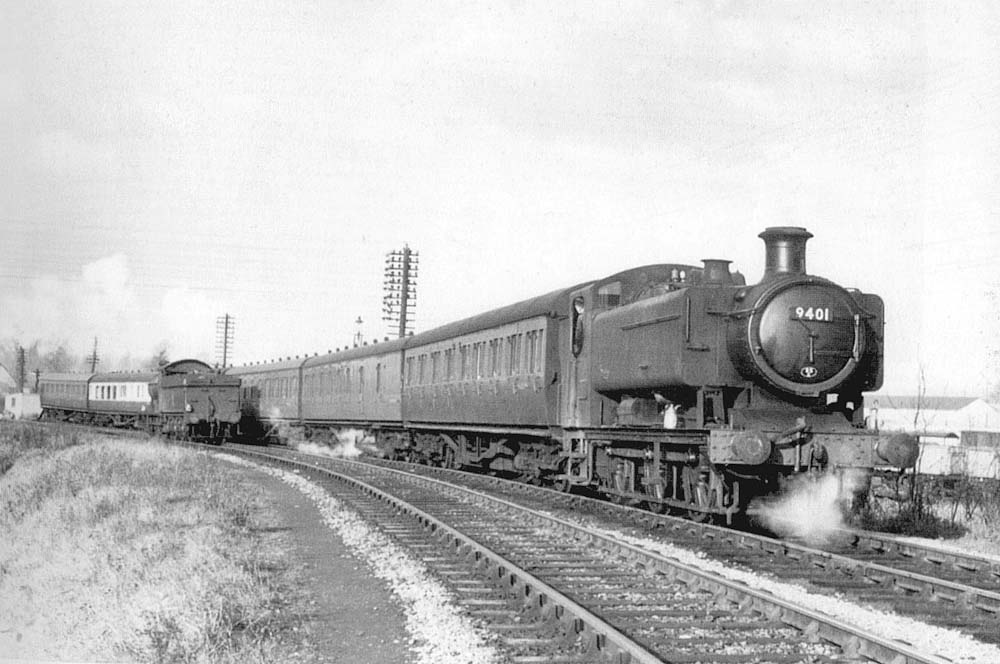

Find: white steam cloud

[756,470,868,545]
[295,429,378,460]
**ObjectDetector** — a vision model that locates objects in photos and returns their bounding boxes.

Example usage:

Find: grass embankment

[0,422,304,662]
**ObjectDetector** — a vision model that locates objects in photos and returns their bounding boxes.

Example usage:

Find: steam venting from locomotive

[759,226,812,278]
[756,469,869,545]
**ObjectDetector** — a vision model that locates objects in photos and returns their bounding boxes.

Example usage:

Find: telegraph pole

[86,337,100,372]
[215,314,235,368]
[382,245,419,338]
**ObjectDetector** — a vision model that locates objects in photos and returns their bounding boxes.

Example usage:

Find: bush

[859,470,1000,549]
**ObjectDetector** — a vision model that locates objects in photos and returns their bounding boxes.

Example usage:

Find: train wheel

[682,467,712,521]
[551,461,573,493]
[641,481,669,514]
[644,500,668,514]
[686,507,710,522]
[442,445,457,470]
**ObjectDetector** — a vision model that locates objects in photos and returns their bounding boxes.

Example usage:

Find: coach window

[526,332,536,373]
[507,336,517,375]
[571,297,585,356]
[376,363,382,392]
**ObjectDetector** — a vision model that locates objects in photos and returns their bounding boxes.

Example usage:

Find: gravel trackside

[216,453,501,664]
[579,520,1000,663]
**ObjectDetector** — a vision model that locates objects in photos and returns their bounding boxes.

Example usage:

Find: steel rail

[849,529,1000,581]
[366,453,1000,616]
[222,444,953,664]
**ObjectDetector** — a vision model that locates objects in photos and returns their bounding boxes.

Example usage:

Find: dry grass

[0,425,306,662]
[0,420,91,476]
[859,473,1000,556]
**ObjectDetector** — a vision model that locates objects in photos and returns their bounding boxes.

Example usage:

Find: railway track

[207,442,973,663]
[355,453,1000,645]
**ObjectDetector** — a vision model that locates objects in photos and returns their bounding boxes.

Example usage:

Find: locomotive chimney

[701,259,734,285]
[759,227,812,278]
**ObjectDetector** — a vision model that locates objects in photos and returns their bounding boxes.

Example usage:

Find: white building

[868,395,1000,435]
[3,392,41,420]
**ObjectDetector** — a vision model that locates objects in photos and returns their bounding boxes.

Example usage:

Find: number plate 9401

[789,306,834,322]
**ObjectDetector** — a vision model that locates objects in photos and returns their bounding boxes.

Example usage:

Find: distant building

[868,395,1000,434]
[3,393,41,420]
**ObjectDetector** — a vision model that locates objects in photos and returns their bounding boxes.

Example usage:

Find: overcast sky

[3,2,998,396]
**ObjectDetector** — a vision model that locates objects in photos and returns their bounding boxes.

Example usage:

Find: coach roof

[227,356,308,376]
[402,282,589,350]
[39,372,94,383]
[90,371,160,383]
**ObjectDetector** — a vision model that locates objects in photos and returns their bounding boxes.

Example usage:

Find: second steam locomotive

[231,227,919,521]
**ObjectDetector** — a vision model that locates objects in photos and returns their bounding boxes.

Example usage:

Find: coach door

[564,287,592,427]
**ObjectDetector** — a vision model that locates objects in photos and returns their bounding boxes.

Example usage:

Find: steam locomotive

[231,227,919,521]
[38,359,241,442]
